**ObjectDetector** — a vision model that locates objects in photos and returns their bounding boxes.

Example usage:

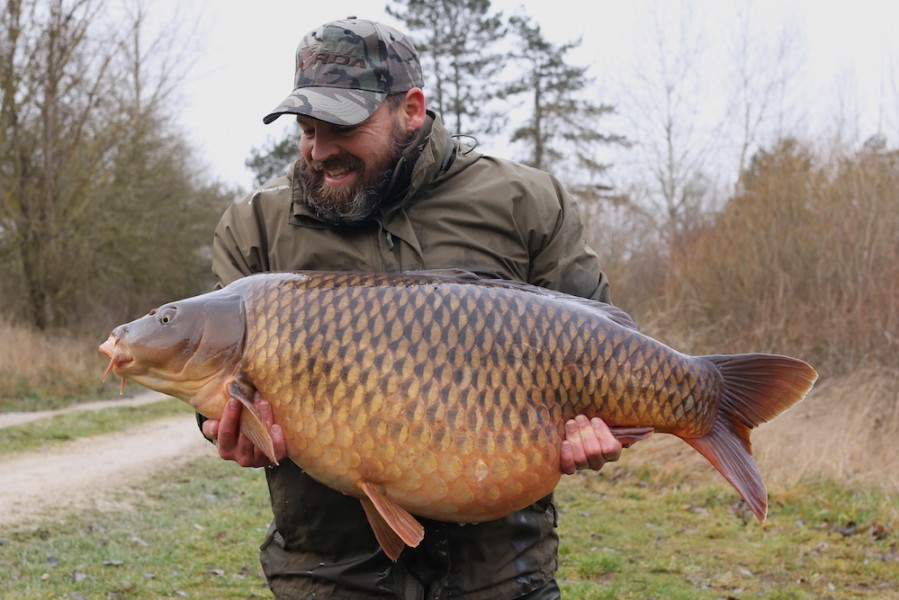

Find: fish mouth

[99,334,133,391]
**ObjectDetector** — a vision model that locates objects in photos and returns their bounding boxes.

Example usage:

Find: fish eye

[157,307,177,326]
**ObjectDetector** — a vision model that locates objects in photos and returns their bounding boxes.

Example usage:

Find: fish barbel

[99,269,817,559]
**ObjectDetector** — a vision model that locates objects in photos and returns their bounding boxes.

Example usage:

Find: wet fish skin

[99,269,818,560]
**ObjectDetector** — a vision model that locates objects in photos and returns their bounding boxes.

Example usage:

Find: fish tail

[683,353,817,523]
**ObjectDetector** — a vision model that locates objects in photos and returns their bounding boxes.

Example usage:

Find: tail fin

[684,353,817,522]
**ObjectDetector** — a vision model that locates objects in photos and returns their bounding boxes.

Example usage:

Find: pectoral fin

[359,481,424,561]
[229,381,278,465]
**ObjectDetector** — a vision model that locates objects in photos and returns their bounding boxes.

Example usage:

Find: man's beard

[301,122,418,226]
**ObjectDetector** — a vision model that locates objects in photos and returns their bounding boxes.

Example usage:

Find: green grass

[1,463,896,599]
[0,398,194,455]
[555,469,898,599]
[0,456,273,598]
[0,381,143,413]
[1,404,896,598]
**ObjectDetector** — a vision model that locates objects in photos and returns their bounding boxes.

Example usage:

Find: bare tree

[615,1,722,246]
[0,0,116,328]
[0,0,229,329]
[726,0,803,182]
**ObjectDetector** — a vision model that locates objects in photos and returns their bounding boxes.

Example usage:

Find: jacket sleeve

[525,174,611,304]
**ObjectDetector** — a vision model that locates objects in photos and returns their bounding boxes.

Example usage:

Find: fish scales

[238,272,717,518]
[99,269,817,560]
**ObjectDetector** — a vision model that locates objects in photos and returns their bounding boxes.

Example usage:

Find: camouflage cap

[263,17,423,126]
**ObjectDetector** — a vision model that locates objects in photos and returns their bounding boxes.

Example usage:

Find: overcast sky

[156,0,899,190]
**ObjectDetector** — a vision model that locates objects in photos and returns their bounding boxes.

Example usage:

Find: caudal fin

[684,353,817,523]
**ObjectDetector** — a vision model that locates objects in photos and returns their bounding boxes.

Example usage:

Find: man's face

[298,102,416,225]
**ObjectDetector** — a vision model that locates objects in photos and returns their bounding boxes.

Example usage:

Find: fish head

[99,290,245,410]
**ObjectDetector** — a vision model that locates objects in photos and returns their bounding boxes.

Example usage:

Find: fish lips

[99,333,135,378]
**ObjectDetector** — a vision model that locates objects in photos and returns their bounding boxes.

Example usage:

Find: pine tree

[245,131,298,187]
[501,15,625,183]
[387,0,506,137]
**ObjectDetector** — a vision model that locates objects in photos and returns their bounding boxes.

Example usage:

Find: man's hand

[560,415,623,475]
[202,395,288,468]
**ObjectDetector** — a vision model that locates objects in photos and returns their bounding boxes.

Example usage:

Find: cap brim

[263,87,387,126]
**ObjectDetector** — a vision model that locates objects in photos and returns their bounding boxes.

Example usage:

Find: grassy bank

[1,401,897,598]
[1,451,895,598]
[555,469,897,599]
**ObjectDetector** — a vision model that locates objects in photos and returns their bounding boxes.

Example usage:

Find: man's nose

[309,127,339,163]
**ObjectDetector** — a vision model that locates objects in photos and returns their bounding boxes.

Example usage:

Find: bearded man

[201,16,626,600]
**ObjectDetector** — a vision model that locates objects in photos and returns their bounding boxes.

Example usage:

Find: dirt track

[0,393,213,530]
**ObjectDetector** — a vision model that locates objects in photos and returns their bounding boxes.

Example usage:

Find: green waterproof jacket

[211,112,610,599]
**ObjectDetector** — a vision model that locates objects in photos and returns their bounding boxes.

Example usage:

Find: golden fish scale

[237,272,720,522]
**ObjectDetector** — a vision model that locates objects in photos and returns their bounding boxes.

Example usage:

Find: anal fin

[609,426,654,447]
[359,481,424,561]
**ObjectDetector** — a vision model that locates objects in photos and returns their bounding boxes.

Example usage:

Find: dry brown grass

[0,318,109,410]
[620,368,899,499]
[753,367,899,492]
[668,142,897,372]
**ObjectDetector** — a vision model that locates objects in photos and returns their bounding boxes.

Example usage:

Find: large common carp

[99,269,817,560]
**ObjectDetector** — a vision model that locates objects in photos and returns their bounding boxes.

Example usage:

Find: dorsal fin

[482,277,640,331]
[401,268,483,282]
[399,269,640,330]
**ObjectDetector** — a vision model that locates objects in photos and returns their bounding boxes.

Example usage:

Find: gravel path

[0,394,213,529]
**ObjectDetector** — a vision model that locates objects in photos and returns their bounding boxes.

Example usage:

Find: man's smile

[323,166,356,186]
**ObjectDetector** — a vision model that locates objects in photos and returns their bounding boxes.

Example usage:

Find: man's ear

[402,88,426,130]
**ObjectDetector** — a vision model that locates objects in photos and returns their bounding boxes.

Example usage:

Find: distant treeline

[593,137,898,378]
[2,0,896,385]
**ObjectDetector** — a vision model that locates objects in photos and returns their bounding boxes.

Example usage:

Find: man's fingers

[591,418,622,464]
[270,424,288,462]
[254,395,287,462]
[204,396,280,468]
[574,415,604,469]
[215,398,242,452]
[235,424,258,459]
[254,395,275,427]
[202,418,219,441]
[562,415,627,473]
[560,440,576,475]
[564,418,588,463]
